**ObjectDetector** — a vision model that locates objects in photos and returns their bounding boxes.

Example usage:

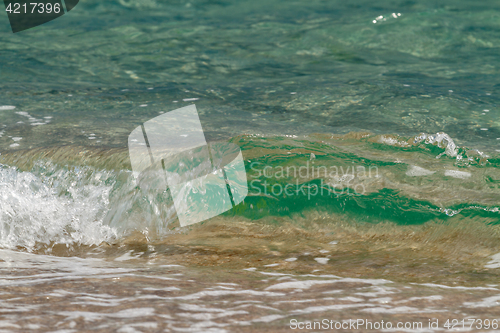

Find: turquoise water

[1,0,500,150]
[2,0,500,331]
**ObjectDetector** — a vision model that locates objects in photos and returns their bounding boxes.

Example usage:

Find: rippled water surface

[1,0,500,331]
[3,248,500,332]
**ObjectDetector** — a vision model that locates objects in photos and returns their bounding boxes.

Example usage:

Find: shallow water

[3,248,500,333]
[1,0,500,331]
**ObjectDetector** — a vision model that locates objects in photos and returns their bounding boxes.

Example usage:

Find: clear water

[1,0,500,331]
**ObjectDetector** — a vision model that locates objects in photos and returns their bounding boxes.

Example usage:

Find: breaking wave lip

[0,162,118,251]
[0,131,497,251]
[380,131,490,166]
[0,157,180,252]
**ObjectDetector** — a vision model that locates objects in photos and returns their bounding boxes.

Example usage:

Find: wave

[0,131,499,252]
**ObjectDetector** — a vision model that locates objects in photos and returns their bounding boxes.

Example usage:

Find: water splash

[0,131,499,251]
[0,162,117,250]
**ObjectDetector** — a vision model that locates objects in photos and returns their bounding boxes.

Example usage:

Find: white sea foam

[463,295,500,308]
[362,306,440,314]
[444,170,471,179]
[174,290,285,300]
[0,163,118,250]
[291,303,374,314]
[0,106,15,110]
[406,165,435,177]
[266,278,390,290]
[378,135,410,147]
[314,257,329,264]
[412,283,498,291]
[485,252,500,268]
[418,132,458,158]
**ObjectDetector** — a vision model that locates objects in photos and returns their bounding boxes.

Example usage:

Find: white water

[0,162,117,250]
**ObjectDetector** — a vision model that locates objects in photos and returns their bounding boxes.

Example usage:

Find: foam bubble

[314,257,329,264]
[444,170,471,179]
[406,165,435,177]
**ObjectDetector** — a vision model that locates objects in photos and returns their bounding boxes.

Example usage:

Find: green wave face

[4,132,500,285]
[229,133,500,224]
[1,132,500,250]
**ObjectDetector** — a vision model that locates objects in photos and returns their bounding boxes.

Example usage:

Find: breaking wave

[1,131,499,252]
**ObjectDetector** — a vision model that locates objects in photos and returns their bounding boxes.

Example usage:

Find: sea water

[1,0,500,331]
